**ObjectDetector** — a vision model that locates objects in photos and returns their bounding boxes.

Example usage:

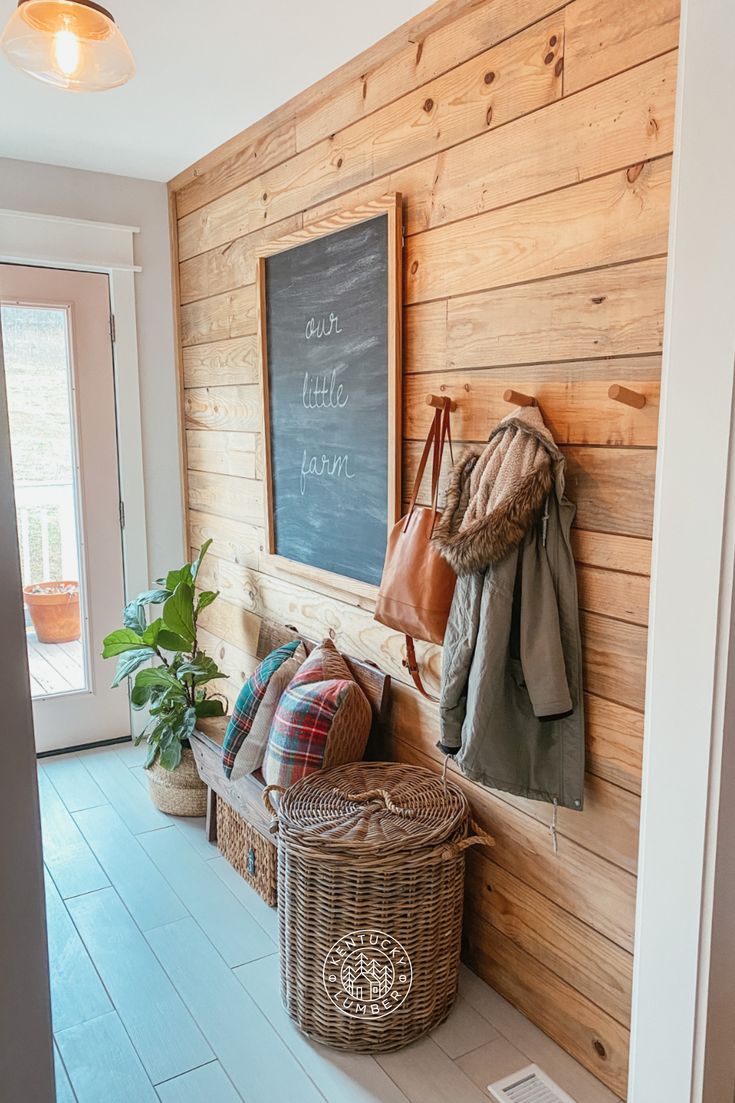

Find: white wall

[0,156,185,581]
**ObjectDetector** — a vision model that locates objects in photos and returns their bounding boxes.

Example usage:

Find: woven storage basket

[147,746,207,816]
[266,761,493,1052]
[216,796,278,907]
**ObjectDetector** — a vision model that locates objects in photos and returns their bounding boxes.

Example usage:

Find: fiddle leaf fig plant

[102,540,227,771]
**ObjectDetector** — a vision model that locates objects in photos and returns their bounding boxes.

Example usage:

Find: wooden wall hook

[503,388,536,407]
[608,384,646,409]
[426,393,457,411]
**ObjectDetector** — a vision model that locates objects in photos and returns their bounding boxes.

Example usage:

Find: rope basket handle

[262,783,286,817]
[442,818,495,859]
[342,788,415,818]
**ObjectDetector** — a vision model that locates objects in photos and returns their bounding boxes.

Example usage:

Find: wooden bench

[190,620,392,847]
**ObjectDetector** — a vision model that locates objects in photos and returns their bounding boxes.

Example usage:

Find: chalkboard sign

[257,197,402,590]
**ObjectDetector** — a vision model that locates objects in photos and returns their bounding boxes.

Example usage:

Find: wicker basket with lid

[265,760,493,1052]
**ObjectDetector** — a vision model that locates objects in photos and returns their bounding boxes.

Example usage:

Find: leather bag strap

[404,635,438,701]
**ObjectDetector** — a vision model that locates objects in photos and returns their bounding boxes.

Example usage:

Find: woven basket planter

[147,746,207,817]
[216,796,278,906]
[266,761,493,1052]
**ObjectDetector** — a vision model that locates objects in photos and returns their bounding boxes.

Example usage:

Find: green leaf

[111,647,155,688]
[135,667,183,693]
[144,742,158,768]
[158,740,182,771]
[195,697,226,718]
[141,617,163,647]
[137,588,171,605]
[130,681,152,710]
[102,628,145,658]
[165,565,191,591]
[195,589,218,617]
[177,654,226,685]
[123,600,147,635]
[156,628,191,653]
[190,539,212,583]
[162,582,195,647]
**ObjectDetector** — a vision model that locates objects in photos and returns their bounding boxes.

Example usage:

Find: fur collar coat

[433,406,585,812]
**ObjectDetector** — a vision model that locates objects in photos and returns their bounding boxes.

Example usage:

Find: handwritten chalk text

[303,369,349,410]
[305,313,342,340]
[300,451,356,495]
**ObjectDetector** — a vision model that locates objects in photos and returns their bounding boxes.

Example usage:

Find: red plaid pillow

[263,675,371,789]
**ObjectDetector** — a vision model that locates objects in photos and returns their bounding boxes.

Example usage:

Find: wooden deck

[26,634,85,697]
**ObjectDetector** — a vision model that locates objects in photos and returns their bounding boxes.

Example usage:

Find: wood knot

[423,97,434,113]
[486,106,493,126]
[544,51,555,64]
[361,77,367,101]
[627,162,645,184]
[593,1039,607,1060]
[591,295,606,305]
[410,260,419,275]
[328,627,336,640]
[555,56,564,77]
[484,71,495,85]
[549,34,557,46]
[647,115,660,135]
[262,192,268,202]
[336,157,343,168]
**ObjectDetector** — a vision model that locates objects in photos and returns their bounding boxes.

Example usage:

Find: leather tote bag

[374,398,456,697]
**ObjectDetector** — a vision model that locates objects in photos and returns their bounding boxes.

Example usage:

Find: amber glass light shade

[0,0,135,91]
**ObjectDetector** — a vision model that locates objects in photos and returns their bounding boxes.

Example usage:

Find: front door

[0,264,130,752]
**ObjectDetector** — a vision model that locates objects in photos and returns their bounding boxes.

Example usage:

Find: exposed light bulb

[53,26,80,77]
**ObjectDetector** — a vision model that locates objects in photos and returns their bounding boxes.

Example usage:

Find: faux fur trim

[434,461,552,574]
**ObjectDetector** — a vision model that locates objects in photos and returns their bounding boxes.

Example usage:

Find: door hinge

[119,500,125,529]
[110,313,116,343]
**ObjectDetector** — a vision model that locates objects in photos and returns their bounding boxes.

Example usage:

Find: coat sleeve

[439,572,483,749]
[520,532,573,719]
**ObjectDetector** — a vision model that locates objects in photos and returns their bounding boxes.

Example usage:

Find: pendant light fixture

[0,0,135,92]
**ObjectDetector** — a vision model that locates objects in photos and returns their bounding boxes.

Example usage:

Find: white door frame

[0,208,149,616]
[629,0,735,1099]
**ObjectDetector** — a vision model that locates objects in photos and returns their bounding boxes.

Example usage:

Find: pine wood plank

[182,335,258,389]
[405,370,660,447]
[197,626,259,689]
[585,692,643,795]
[390,734,636,950]
[572,531,651,576]
[188,510,263,570]
[309,49,677,238]
[464,921,629,1097]
[565,0,679,96]
[146,917,322,1102]
[404,439,657,538]
[186,430,258,479]
[187,470,264,525]
[444,257,666,369]
[73,804,188,933]
[67,887,214,1085]
[178,213,302,304]
[196,593,262,658]
[177,16,564,263]
[465,857,632,1026]
[577,564,650,626]
[582,610,648,710]
[79,749,171,835]
[180,285,256,347]
[184,385,262,432]
[44,870,112,1031]
[56,1012,158,1103]
[406,157,672,304]
[376,1035,491,1103]
[406,300,448,374]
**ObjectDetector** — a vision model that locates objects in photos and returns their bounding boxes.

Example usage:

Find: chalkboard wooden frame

[255,194,402,596]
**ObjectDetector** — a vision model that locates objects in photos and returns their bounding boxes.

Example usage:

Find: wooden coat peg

[608,384,646,409]
[426,393,457,411]
[503,388,536,407]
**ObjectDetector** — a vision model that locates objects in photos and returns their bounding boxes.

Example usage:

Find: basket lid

[276,761,469,856]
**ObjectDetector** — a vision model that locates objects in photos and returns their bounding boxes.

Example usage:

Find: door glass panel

[2,304,88,697]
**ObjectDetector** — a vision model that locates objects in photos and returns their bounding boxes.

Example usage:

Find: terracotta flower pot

[23,581,81,644]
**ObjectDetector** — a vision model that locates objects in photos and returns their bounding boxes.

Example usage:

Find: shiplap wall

[168,0,680,1094]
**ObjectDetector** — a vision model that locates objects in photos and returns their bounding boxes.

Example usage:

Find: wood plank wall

[168,1,680,1094]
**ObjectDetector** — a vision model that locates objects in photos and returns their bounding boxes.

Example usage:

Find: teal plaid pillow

[222,640,304,779]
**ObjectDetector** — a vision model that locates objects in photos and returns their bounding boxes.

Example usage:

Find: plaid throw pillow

[222,640,305,779]
[263,674,372,789]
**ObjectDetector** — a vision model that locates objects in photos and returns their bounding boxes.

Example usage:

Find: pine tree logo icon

[322,929,413,1019]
